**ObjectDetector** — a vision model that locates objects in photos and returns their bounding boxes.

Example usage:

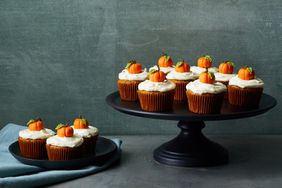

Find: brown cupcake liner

[82,135,98,155]
[217,81,229,99]
[46,144,83,160]
[117,80,142,101]
[137,90,175,112]
[228,85,263,107]
[169,79,193,101]
[18,137,48,159]
[186,90,224,114]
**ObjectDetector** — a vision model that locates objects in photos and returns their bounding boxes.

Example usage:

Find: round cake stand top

[106,91,277,121]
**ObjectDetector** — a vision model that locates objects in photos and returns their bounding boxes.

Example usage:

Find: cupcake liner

[117,80,142,101]
[217,81,229,99]
[137,90,175,112]
[169,79,192,101]
[82,135,98,155]
[46,144,83,160]
[228,85,263,107]
[18,137,47,159]
[186,90,224,114]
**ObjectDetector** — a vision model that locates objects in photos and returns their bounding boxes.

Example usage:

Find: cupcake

[137,66,176,112]
[46,124,83,160]
[18,118,55,159]
[228,66,264,107]
[186,70,227,114]
[190,55,218,75]
[149,53,174,74]
[166,60,198,101]
[214,61,236,98]
[72,116,99,155]
[118,60,148,101]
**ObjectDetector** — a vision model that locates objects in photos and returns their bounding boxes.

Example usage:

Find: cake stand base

[154,121,229,167]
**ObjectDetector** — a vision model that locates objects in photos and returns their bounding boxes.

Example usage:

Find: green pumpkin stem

[205,55,212,62]
[125,60,136,69]
[176,60,184,68]
[56,123,68,130]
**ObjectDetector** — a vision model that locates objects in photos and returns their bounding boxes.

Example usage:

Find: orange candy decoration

[158,53,173,67]
[149,66,166,82]
[74,116,89,129]
[197,55,212,68]
[199,71,215,84]
[238,67,255,80]
[27,118,44,131]
[175,60,190,73]
[126,60,143,74]
[56,124,74,137]
[219,61,234,74]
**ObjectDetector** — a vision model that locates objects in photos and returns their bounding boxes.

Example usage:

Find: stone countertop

[49,135,282,188]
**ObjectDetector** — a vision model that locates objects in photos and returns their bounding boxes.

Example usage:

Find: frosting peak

[228,75,264,88]
[138,80,176,92]
[186,79,227,94]
[166,70,198,80]
[118,69,148,81]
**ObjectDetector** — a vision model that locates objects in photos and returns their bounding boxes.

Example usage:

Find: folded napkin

[0,123,122,188]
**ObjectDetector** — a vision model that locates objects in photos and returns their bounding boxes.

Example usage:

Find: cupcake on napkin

[138,65,176,112]
[166,60,198,101]
[118,60,148,101]
[228,66,264,107]
[18,118,55,159]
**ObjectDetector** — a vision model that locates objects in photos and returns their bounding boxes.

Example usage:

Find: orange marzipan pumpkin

[27,118,44,131]
[238,66,255,80]
[56,123,74,137]
[149,66,166,82]
[158,53,173,67]
[199,71,215,84]
[74,116,89,129]
[125,60,143,74]
[175,60,190,73]
[219,61,234,74]
[197,55,212,68]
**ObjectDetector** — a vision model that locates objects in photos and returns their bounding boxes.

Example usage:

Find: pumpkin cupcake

[118,60,148,101]
[186,70,227,114]
[149,53,174,74]
[190,55,218,75]
[166,60,198,101]
[46,123,83,160]
[214,61,236,98]
[228,66,264,107]
[137,66,176,112]
[18,118,55,159]
[72,116,99,155]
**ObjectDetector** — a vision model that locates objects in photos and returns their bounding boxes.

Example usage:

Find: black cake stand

[106,92,277,167]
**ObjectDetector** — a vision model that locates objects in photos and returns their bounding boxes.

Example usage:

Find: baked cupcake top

[19,118,55,139]
[149,53,174,74]
[138,67,176,92]
[186,71,227,94]
[71,116,99,138]
[229,67,264,88]
[118,60,148,81]
[190,55,218,75]
[166,60,198,80]
[46,124,83,148]
[215,61,236,82]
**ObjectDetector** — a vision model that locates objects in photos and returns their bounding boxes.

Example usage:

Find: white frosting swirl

[228,75,264,88]
[166,70,198,80]
[149,65,173,74]
[71,125,99,138]
[138,80,176,92]
[19,128,55,139]
[46,135,83,148]
[118,69,148,81]
[186,79,227,94]
[215,72,236,82]
[190,66,218,75]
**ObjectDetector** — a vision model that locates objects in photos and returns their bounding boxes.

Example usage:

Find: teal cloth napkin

[0,123,122,188]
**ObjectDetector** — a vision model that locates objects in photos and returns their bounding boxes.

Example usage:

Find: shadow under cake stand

[106,92,277,167]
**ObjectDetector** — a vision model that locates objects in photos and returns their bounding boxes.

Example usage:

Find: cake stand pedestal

[106,92,276,167]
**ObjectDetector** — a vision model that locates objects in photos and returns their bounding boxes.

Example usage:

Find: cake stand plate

[106,92,276,167]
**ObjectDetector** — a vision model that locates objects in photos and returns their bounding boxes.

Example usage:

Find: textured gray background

[0,0,281,135]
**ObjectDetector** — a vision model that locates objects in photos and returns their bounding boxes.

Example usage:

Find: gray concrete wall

[0,0,281,135]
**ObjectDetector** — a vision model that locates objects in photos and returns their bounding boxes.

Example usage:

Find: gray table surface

[49,135,282,188]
